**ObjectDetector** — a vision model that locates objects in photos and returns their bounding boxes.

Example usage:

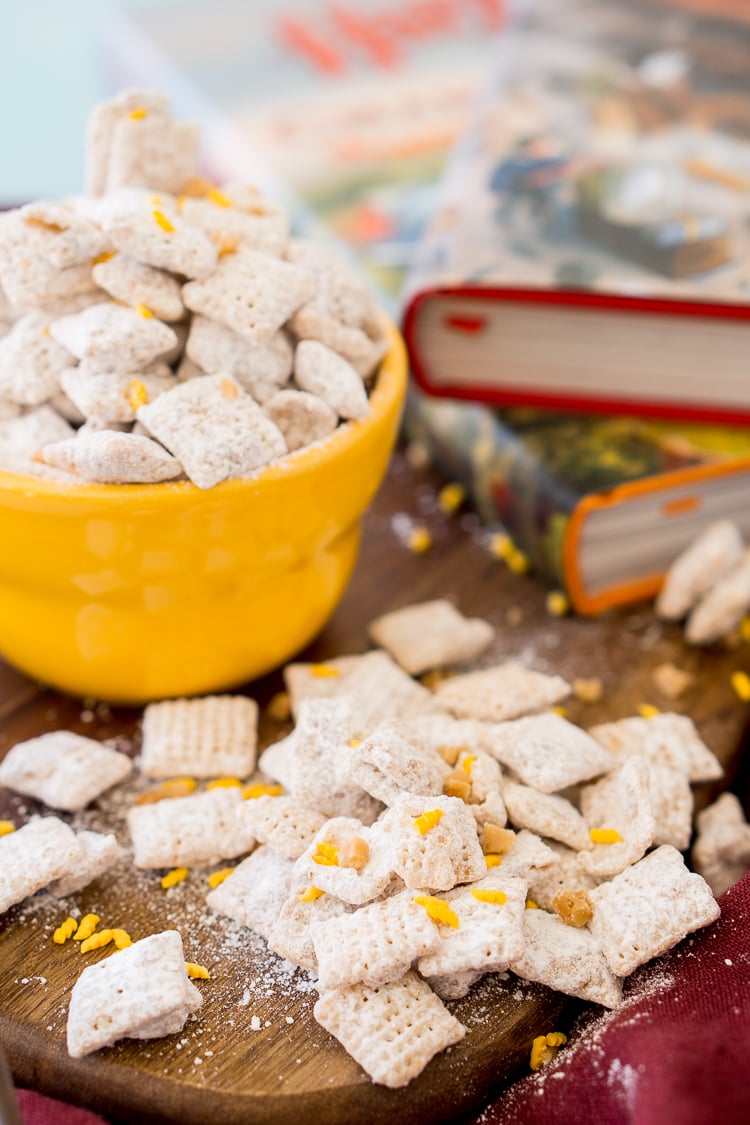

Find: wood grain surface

[1,451,748,1125]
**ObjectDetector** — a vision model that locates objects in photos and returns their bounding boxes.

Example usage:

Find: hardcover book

[406,392,750,614]
[403,0,750,422]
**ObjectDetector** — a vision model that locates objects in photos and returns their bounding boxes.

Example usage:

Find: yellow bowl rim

[0,318,406,504]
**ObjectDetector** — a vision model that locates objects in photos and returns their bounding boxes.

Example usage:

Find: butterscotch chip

[482,824,515,856]
[651,662,695,699]
[444,773,471,801]
[266,691,291,723]
[338,835,370,871]
[552,889,593,928]
[572,677,603,703]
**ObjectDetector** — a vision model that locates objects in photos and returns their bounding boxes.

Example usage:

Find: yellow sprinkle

[53,917,77,945]
[348,738,361,748]
[208,868,234,888]
[80,929,115,954]
[134,776,197,805]
[73,914,100,941]
[176,194,188,213]
[462,754,476,776]
[298,885,325,902]
[546,590,569,617]
[471,889,507,905]
[488,532,514,560]
[740,617,750,644]
[92,250,115,266]
[0,820,16,838]
[530,1032,567,1071]
[485,854,503,868]
[413,895,459,929]
[207,187,232,207]
[312,842,339,867]
[526,899,539,910]
[161,867,189,889]
[207,777,242,790]
[110,928,133,950]
[437,482,465,514]
[637,703,660,718]
[135,303,153,319]
[590,827,623,845]
[552,706,568,718]
[413,809,444,835]
[186,962,211,980]
[216,235,239,257]
[220,377,238,399]
[127,378,149,412]
[506,546,531,575]
[128,106,148,120]
[152,209,175,233]
[310,663,340,678]
[731,671,750,702]
[406,525,432,554]
[266,691,291,722]
[243,784,283,800]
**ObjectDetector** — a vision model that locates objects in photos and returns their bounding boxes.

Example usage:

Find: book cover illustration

[406,392,750,607]
[104,0,513,309]
[406,0,750,308]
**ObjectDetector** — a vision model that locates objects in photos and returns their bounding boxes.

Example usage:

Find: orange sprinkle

[152,209,175,233]
[348,738,361,748]
[135,303,153,319]
[243,784,282,800]
[298,885,325,902]
[208,868,234,888]
[134,777,197,805]
[637,703,660,719]
[413,809,443,835]
[590,827,623,845]
[73,914,100,941]
[161,867,189,889]
[186,962,211,980]
[0,821,16,838]
[127,379,149,412]
[437,482,465,514]
[471,889,507,905]
[207,777,242,790]
[526,899,539,910]
[485,854,503,869]
[110,928,133,950]
[407,525,432,555]
[80,929,115,954]
[731,671,750,702]
[312,841,339,867]
[530,1032,567,1070]
[92,250,115,266]
[128,107,148,120]
[413,895,459,929]
[310,663,340,678]
[53,917,77,944]
[462,754,476,776]
[220,377,238,399]
[207,187,232,207]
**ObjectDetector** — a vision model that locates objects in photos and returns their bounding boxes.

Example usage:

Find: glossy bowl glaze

[0,321,407,703]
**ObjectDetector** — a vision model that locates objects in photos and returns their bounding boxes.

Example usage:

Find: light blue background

[1,0,176,204]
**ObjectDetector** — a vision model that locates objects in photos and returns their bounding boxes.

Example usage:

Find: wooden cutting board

[1,452,748,1125]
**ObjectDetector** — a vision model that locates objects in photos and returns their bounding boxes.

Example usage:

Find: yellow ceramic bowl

[0,321,407,704]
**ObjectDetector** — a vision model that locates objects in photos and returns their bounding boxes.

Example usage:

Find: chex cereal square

[511,907,623,1009]
[0,817,83,913]
[0,730,132,811]
[314,972,465,1087]
[484,712,614,794]
[66,930,202,1057]
[368,599,494,676]
[141,695,258,780]
[205,845,293,940]
[433,662,570,722]
[128,787,253,868]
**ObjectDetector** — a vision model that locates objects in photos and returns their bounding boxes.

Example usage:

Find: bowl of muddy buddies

[0,91,407,703]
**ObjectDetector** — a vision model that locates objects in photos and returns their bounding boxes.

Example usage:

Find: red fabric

[16,1088,106,1124]
[476,871,750,1125]
[16,874,750,1125]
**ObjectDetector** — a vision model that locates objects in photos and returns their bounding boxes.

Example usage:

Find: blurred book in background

[403,0,750,422]
[406,393,750,614]
[103,0,522,312]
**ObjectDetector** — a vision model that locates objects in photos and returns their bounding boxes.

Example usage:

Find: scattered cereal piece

[74,914,101,942]
[141,695,258,780]
[512,908,622,1008]
[686,549,750,646]
[484,712,614,794]
[53,917,78,945]
[434,661,570,723]
[501,780,591,853]
[185,316,292,402]
[589,845,720,977]
[385,794,486,891]
[161,867,189,890]
[368,600,494,677]
[657,520,744,621]
[66,930,202,1058]
[92,252,184,322]
[49,829,121,898]
[206,845,293,941]
[345,720,449,807]
[313,973,465,1088]
[692,792,750,897]
[128,787,254,869]
[185,962,210,980]
[579,758,655,877]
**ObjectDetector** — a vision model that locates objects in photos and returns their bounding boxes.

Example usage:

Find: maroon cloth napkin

[476,870,750,1125]
[16,874,750,1125]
